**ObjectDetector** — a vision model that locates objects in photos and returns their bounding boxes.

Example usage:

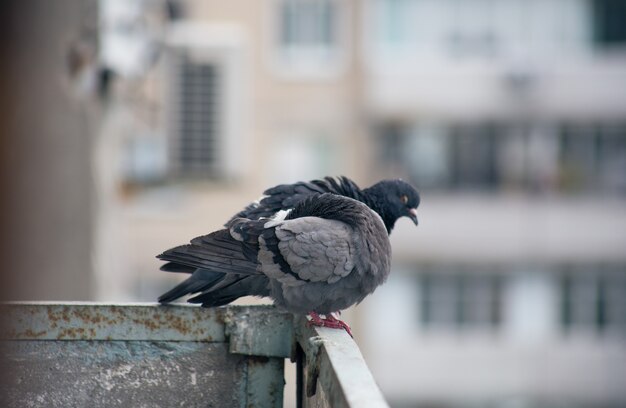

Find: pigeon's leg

[307,312,325,327]
[324,313,353,338]
[307,312,353,338]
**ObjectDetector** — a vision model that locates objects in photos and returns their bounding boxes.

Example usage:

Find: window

[273,0,345,77]
[414,264,626,336]
[559,123,626,193]
[373,121,626,194]
[419,269,503,331]
[368,0,591,61]
[376,122,501,190]
[405,125,451,188]
[450,124,499,190]
[597,125,626,192]
[376,122,502,191]
[592,0,626,47]
[165,23,249,181]
[376,123,410,177]
[560,266,626,334]
[280,0,335,49]
[174,58,221,177]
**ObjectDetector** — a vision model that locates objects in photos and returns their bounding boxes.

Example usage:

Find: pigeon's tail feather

[188,275,270,307]
[158,269,224,303]
[157,229,260,276]
[157,224,268,306]
[160,262,196,274]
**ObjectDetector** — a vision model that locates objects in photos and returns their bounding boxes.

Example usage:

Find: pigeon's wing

[257,217,357,287]
[156,221,265,276]
[160,262,196,274]
[226,176,363,225]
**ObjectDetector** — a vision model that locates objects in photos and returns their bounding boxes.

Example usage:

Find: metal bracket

[224,306,293,358]
[304,335,324,397]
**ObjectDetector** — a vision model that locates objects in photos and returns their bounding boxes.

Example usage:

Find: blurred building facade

[360,1,626,407]
[96,1,626,407]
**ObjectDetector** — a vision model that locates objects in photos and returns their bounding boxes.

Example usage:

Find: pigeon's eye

[400,195,408,205]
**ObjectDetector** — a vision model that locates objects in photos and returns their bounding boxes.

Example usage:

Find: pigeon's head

[364,179,420,233]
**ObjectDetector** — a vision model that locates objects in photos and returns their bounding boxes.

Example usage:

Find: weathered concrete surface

[2,341,246,408]
[0,303,290,407]
[246,356,285,408]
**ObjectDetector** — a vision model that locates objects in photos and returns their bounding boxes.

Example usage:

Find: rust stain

[61,306,70,323]
[70,308,117,326]
[47,308,57,324]
[57,327,89,340]
[128,312,197,335]
[111,306,125,316]
[132,318,160,331]
[3,304,220,341]
[169,315,192,335]
[20,329,46,339]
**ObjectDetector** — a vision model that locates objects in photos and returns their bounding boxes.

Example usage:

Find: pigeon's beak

[408,208,418,226]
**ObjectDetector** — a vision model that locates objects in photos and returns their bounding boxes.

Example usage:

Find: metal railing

[0,302,389,408]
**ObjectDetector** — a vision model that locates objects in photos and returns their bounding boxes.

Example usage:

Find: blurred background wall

[2,1,626,407]
[1,1,99,300]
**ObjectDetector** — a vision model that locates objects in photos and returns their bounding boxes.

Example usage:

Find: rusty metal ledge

[0,302,292,353]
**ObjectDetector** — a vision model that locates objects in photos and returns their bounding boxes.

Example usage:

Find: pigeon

[157,177,420,335]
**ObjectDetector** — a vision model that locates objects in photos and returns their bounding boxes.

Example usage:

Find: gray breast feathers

[273,217,356,284]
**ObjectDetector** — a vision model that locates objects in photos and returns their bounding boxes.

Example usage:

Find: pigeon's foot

[307,312,353,338]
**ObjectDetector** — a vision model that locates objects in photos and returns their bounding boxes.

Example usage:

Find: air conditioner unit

[164,23,249,180]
